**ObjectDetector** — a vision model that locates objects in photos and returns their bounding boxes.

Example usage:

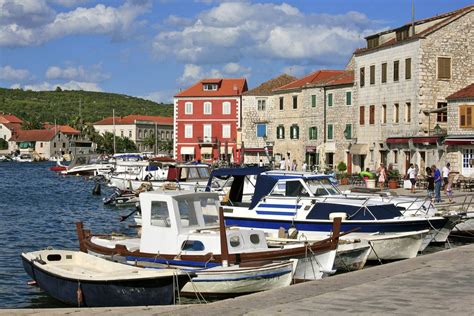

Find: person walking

[442,162,451,192]
[279,158,286,171]
[302,162,307,172]
[426,166,434,202]
[259,159,264,167]
[377,163,387,190]
[406,163,417,193]
[433,164,442,203]
[445,175,454,203]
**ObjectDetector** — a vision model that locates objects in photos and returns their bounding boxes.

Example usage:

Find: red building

[174,78,248,163]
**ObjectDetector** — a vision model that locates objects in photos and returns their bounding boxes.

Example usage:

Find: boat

[14,153,34,162]
[213,169,456,259]
[60,154,114,176]
[21,249,189,307]
[102,184,152,207]
[77,191,344,295]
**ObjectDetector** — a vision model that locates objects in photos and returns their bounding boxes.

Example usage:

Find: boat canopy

[306,202,403,220]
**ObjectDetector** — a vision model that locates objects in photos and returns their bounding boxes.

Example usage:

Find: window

[369,105,375,125]
[120,130,124,137]
[40,142,43,148]
[437,102,447,122]
[222,124,231,138]
[360,67,365,87]
[437,57,451,80]
[203,124,212,140]
[311,95,316,107]
[150,201,170,227]
[393,61,399,82]
[359,106,365,125]
[460,105,474,128]
[257,99,266,111]
[394,103,399,123]
[204,102,212,115]
[370,65,375,85]
[276,125,285,139]
[185,102,193,115]
[327,124,333,140]
[393,150,398,163]
[309,127,317,140]
[279,97,284,110]
[381,63,387,83]
[405,58,411,80]
[256,124,267,137]
[405,102,411,123]
[203,83,218,91]
[381,104,387,124]
[184,124,193,138]
[396,28,410,41]
[328,93,333,106]
[129,130,132,138]
[144,130,148,138]
[222,101,231,115]
[160,131,164,139]
[367,36,379,48]
[290,125,299,139]
[292,95,298,109]
[138,130,142,139]
[346,91,352,106]
[344,124,352,139]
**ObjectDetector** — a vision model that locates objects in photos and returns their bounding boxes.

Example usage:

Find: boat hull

[366,230,428,260]
[334,242,371,272]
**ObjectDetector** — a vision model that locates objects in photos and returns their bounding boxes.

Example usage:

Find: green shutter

[296,125,299,139]
[344,124,352,139]
[328,94,333,106]
[311,95,316,107]
[346,92,351,105]
[328,124,333,140]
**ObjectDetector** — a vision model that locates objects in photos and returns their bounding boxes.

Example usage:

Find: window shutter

[311,95,316,107]
[438,57,451,79]
[346,91,351,105]
[405,58,411,80]
[360,106,365,125]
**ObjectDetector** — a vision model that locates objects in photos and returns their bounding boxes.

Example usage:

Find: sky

[0,0,472,103]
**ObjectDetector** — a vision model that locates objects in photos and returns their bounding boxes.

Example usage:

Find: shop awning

[180,146,195,155]
[305,146,317,153]
[445,138,474,145]
[386,137,439,144]
[349,144,368,155]
[200,147,213,155]
[244,147,273,153]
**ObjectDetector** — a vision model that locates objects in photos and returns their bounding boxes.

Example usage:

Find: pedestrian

[442,162,451,192]
[302,162,308,172]
[406,163,417,193]
[433,164,442,203]
[279,158,286,171]
[446,174,455,203]
[377,163,387,190]
[259,159,264,167]
[291,159,297,171]
[426,167,434,201]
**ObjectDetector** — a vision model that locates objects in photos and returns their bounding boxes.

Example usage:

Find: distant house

[0,114,23,153]
[174,78,248,163]
[445,83,474,176]
[93,115,173,154]
[43,123,95,156]
[9,129,71,159]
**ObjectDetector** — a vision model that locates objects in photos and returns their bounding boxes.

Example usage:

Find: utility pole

[113,109,116,154]
[154,122,158,156]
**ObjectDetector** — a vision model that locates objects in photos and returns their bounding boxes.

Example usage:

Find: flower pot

[366,179,376,188]
[340,178,349,185]
[388,179,398,189]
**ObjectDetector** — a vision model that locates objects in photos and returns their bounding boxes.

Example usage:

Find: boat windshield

[200,197,219,226]
[306,178,341,196]
[175,196,219,228]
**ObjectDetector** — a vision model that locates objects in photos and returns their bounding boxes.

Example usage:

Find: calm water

[0,162,136,308]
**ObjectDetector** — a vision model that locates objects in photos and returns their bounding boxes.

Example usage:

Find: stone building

[241,74,296,165]
[9,129,71,159]
[353,5,474,174]
[445,83,474,176]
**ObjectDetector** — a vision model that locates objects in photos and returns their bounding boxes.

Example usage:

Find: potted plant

[337,162,349,185]
[387,169,400,189]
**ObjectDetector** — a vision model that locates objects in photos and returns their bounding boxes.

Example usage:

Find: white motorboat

[14,153,33,162]
[60,154,114,176]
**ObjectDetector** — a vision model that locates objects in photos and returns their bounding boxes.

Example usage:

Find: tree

[0,138,8,150]
[55,86,62,92]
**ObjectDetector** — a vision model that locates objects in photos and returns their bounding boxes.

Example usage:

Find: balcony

[197,137,218,146]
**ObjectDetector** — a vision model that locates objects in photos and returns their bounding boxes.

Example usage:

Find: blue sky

[0,0,472,103]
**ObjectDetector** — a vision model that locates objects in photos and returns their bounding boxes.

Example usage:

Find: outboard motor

[92,181,101,195]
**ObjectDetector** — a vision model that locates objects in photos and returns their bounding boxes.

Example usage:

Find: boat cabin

[139,191,268,255]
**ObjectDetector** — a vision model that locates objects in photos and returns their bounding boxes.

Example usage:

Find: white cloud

[45,64,110,82]
[177,62,251,86]
[281,65,307,77]
[152,2,378,67]
[0,0,55,28]
[0,0,151,47]
[11,80,102,91]
[0,65,31,81]
[178,64,204,85]
[140,89,176,103]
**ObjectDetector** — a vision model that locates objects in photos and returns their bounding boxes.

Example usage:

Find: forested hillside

[0,88,173,125]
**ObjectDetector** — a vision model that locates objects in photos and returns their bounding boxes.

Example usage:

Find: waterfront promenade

[4,243,474,315]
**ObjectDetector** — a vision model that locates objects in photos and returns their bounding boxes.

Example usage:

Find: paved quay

[3,243,474,316]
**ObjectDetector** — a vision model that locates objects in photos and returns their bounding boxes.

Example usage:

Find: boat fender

[76,281,83,307]
[288,226,298,239]
[92,182,101,195]
[329,212,347,221]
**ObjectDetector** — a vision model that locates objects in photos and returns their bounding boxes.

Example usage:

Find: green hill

[0,88,173,125]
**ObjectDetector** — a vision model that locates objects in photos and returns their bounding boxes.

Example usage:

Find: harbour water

[0,162,136,308]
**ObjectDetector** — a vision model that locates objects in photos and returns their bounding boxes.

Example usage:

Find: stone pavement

[3,244,474,315]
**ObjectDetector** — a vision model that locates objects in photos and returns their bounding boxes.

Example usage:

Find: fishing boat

[213,170,456,259]
[77,191,344,295]
[14,153,33,162]
[21,249,188,307]
[60,154,114,176]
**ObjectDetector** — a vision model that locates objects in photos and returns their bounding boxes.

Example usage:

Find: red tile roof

[323,71,354,86]
[0,114,23,124]
[93,114,173,125]
[244,74,297,96]
[447,83,474,100]
[175,78,247,97]
[273,70,347,92]
[10,129,57,142]
[44,124,81,135]
[2,122,22,131]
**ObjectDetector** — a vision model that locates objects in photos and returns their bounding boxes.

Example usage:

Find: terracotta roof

[175,78,247,97]
[0,114,23,124]
[10,129,57,142]
[273,70,346,92]
[356,4,474,55]
[447,83,474,100]
[43,124,81,135]
[244,74,297,96]
[319,71,354,86]
[93,114,173,125]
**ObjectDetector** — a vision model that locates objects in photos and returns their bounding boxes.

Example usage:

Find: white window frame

[204,102,212,115]
[222,124,231,139]
[185,102,193,115]
[203,83,218,91]
[222,101,231,115]
[203,124,212,140]
[184,124,193,138]
[257,99,266,111]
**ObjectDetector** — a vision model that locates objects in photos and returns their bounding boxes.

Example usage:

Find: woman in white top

[406,163,417,193]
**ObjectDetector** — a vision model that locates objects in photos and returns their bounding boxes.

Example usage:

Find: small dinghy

[21,249,189,307]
